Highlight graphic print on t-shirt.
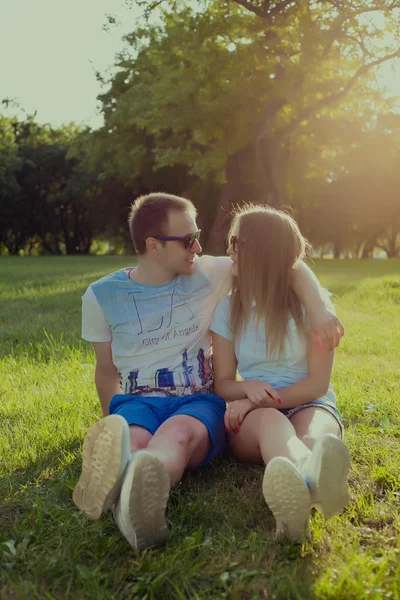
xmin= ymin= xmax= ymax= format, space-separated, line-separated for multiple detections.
xmin=86 ymin=260 xmax=231 ymax=396
xmin=124 ymin=346 xmax=213 ymax=395
xmin=127 ymin=279 xmax=195 ymax=335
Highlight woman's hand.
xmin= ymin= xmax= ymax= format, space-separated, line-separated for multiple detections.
xmin=242 ymin=380 xmax=282 ymax=406
xmin=224 ymin=398 xmax=255 ymax=433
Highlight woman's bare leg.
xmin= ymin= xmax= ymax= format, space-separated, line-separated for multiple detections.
xmin=229 ymin=407 xmax=311 ymax=468
xmin=290 ymin=408 xmax=350 ymax=519
xmin=229 ymin=407 xmax=312 ymax=542
xmin=289 ymin=407 xmax=342 ymax=450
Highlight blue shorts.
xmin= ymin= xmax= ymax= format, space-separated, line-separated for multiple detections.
xmin=109 ymin=392 xmax=227 ymax=466
xmin=281 ymin=398 xmax=344 ymax=438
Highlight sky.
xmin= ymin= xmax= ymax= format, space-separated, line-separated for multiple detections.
xmin=1 ymin=0 xmax=399 ymax=129
xmin=0 ymin=0 xmax=141 ymax=128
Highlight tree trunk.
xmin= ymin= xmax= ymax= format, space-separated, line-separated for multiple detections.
xmin=332 ymin=237 xmax=342 ymax=259
xmin=354 ymin=240 xmax=363 ymax=259
xmin=361 ymin=240 xmax=374 ymax=259
xmin=205 ymin=140 xmax=282 ymax=254
xmin=385 ymin=225 xmax=399 ymax=258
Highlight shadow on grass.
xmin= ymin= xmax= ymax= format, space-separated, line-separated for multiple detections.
xmin=1 ymin=444 xmax=320 ymax=599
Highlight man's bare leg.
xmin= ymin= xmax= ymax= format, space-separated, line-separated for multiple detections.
xmin=129 ymin=424 xmax=153 ymax=453
xmin=145 ymin=414 xmax=210 ymax=482
xmin=115 ymin=415 xmax=210 ymax=550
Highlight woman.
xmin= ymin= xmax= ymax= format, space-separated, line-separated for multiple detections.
xmin=210 ymin=205 xmax=350 ymax=543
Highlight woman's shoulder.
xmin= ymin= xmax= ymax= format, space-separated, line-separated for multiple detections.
xmin=216 ymin=294 xmax=232 ymax=311
xmin=211 ymin=294 xmax=231 ymax=325
xmin=210 ymin=294 xmax=232 ymax=337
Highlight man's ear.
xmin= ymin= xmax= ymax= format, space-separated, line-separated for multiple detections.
xmin=146 ymin=237 xmax=159 ymax=254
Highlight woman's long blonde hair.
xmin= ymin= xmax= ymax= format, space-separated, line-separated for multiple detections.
xmin=229 ymin=204 xmax=312 ymax=360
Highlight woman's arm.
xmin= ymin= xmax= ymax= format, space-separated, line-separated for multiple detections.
xmin=212 ymin=332 xmax=281 ymax=404
xmin=293 ymin=261 xmax=344 ymax=350
xmin=275 ymin=335 xmax=334 ymax=409
xmin=212 ymin=332 xmax=245 ymax=401
xmin=212 ymin=332 xmax=263 ymax=433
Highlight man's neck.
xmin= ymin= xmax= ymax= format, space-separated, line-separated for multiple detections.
xmin=129 ymin=258 xmax=176 ymax=286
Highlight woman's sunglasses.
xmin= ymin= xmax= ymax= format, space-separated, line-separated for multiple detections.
xmin=153 ymin=230 xmax=201 ymax=249
xmin=229 ymin=235 xmax=239 ymax=252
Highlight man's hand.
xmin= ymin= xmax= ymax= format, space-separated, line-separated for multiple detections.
xmin=242 ymin=379 xmax=282 ymax=406
xmin=308 ymin=308 xmax=344 ymax=351
xmin=224 ymin=398 xmax=255 ymax=433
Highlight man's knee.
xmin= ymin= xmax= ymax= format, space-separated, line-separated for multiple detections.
xmin=167 ymin=422 xmax=207 ymax=449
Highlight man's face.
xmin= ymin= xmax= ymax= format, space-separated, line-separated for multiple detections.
xmin=156 ymin=209 xmax=202 ymax=276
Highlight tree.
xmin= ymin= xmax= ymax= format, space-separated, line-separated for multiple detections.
xmin=95 ymin=0 xmax=400 ymax=252
xmin=284 ymin=108 xmax=400 ymax=258
xmin=0 ymin=113 xmax=105 ymax=255
xmin=0 ymin=115 xmax=24 ymax=254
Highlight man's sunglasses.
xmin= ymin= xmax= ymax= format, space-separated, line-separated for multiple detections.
xmin=153 ymin=230 xmax=201 ymax=249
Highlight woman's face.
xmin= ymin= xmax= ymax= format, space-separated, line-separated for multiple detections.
xmin=226 ymin=222 xmax=239 ymax=277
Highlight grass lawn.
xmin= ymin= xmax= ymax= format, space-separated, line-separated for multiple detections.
xmin=1 ymin=256 xmax=400 ymax=600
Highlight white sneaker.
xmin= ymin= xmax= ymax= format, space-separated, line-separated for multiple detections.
xmin=114 ymin=451 xmax=170 ymax=550
xmin=301 ymin=434 xmax=350 ymax=520
xmin=73 ymin=415 xmax=131 ymax=520
xmin=262 ymin=457 xmax=312 ymax=543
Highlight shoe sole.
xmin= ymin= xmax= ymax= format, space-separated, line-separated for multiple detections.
xmin=262 ymin=457 xmax=311 ymax=543
xmin=311 ymin=435 xmax=350 ymax=520
xmin=73 ymin=415 xmax=129 ymax=520
xmin=119 ymin=451 xmax=170 ymax=550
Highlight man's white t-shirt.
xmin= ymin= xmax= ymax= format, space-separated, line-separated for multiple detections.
xmin=82 ymin=256 xmax=231 ymax=396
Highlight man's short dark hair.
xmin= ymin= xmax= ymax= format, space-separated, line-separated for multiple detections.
xmin=128 ymin=193 xmax=197 ymax=255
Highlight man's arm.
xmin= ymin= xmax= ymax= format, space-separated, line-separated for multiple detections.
xmin=293 ymin=261 xmax=344 ymax=350
xmin=92 ymin=341 xmax=120 ymax=417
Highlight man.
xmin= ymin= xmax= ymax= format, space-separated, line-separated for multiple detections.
xmin=73 ymin=192 xmax=344 ymax=550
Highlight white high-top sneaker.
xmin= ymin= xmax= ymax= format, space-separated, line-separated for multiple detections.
xmin=262 ymin=456 xmax=312 ymax=543
xmin=300 ymin=434 xmax=350 ymax=519
xmin=73 ymin=415 xmax=131 ymax=520
xmin=114 ymin=450 xmax=170 ymax=550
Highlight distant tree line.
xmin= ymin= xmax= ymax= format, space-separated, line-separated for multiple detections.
xmin=1 ymin=0 xmax=400 ymax=257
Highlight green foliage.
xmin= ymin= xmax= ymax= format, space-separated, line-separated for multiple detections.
xmin=0 ymin=114 xmax=112 ymax=255
xmin=86 ymin=0 xmax=400 ymax=253
xmin=292 ymin=112 xmax=400 ymax=257
xmin=2 ymin=2 xmax=400 ymax=256
xmin=0 ymin=115 xmax=23 ymax=252
xmin=100 ymin=1 xmax=399 ymax=178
